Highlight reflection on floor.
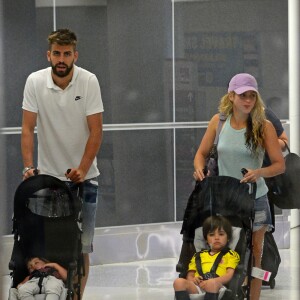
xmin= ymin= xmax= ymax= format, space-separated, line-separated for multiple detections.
xmin=3 ymin=248 xmax=299 ymax=300
xmin=84 ymin=248 xmax=299 ymax=300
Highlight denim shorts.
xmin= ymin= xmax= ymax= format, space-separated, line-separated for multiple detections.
xmin=253 ymin=194 xmax=273 ymax=232
xmin=65 ymin=177 xmax=99 ymax=253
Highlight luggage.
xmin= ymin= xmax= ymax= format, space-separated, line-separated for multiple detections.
xmin=261 ymin=231 xmax=281 ymax=289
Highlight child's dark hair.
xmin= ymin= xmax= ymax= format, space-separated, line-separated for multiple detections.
xmin=202 ymin=215 xmax=232 ymax=241
xmin=25 ymin=257 xmax=49 ymax=267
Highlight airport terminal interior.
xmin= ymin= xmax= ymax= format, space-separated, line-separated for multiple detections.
xmin=1 ymin=0 xmax=300 ymax=299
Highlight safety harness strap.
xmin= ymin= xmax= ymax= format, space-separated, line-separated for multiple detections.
xmin=195 ymin=247 xmax=230 ymax=278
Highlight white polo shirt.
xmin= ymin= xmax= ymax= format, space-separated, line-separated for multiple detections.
xmin=22 ymin=65 xmax=104 ymax=180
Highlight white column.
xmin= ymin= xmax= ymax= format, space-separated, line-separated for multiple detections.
xmin=288 ymin=0 xmax=300 ymax=298
xmin=288 ymin=0 xmax=300 ymax=232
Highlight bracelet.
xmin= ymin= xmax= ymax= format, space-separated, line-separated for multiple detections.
xmin=22 ymin=166 xmax=34 ymax=176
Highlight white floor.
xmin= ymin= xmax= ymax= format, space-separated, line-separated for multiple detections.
xmin=91 ymin=246 xmax=300 ymax=300
xmin=3 ymin=247 xmax=299 ymax=300
xmin=84 ymin=249 xmax=299 ymax=300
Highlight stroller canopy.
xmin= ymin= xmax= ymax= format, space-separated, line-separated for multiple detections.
xmin=14 ymin=174 xmax=80 ymax=219
xmin=182 ymin=176 xmax=255 ymax=240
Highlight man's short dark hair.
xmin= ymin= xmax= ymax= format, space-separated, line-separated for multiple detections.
xmin=47 ymin=28 xmax=77 ymax=50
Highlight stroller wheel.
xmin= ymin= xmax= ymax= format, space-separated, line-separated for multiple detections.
xmin=237 ymin=293 xmax=245 ymax=300
xmin=236 ymin=286 xmax=246 ymax=300
xmin=240 ymin=285 xmax=248 ymax=299
xmin=269 ymin=279 xmax=276 ymax=289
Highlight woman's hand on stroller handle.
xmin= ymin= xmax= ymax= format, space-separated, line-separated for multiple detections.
xmin=240 ymin=167 xmax=260 ymax=183
xmin=241 ymin=168 xmax=248 ymax=176
xmin=193 ymin=167 xmax=208 ymax=181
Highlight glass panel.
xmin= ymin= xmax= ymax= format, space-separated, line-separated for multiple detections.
xmin=174 ymin=0 xmax=288 ymax=121
xmin=103 ymin=0 xmax=173 ymax=124
xmin=3 ymin=0 xmax=38 ymax=128
xmin=5 ymin=134 xmax=30 ymax=234
xmin=96 ymin=129 xmax=174 ymax=226
xmin=176 ymin=128 xmax=204 ymax=220
xmin=0 ymin=0 xmax=7 ymax=242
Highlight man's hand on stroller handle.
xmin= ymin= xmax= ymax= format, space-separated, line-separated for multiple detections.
xmin=65 ymin=168 xmax=85 ymax=183
xmin=22 ymin=166 xmax=86 ymax=183
xmin=22 ymin=167 xmax=39 ymax=180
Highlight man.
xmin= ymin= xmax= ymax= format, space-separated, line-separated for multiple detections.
xmin=21 ymin=28 xmax=104 ymax=298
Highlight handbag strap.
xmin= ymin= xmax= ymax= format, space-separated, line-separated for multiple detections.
xmin=283 ymin=140 xmax=290 ymax=153
xmin=213 ymin=113 xmax=226 ymax=145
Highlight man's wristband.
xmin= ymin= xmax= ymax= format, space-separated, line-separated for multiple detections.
xmin=22 ymin=166 xmax=34 ymax=176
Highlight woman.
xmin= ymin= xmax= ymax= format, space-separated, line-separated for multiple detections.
xmin=193 ymin=73 xmax=285 ymax=300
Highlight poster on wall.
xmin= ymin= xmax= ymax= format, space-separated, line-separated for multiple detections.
xmin=164 ymin=31 xmax=261 ymax=122
xmin=184 ymin=32 xmax=261 ymax=87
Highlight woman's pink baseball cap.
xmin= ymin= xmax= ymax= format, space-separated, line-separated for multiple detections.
xmin=228 ymin=73 xmax=258 ymax=94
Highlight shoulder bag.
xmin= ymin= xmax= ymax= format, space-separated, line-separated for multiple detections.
xmin=265 ymin=142 xmax=300 ymax=209
xmin=204 ymin=113 xmax=226 ymax=176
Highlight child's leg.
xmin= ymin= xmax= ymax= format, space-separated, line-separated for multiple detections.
xmin=173 ymin=278 xmax=199 ymax=294
xmin=173 ymin=277 xmax=200 ymax=299
xmin=45 ymin=295 xmax=60 ymax=300
xmin=204 ymin=292 xmax=219 ymax=300
xmin=44 ymin=276 xmax=64 ymax=300
xmin=18 ymin=278 xmax=40 ymax=300
xmin=17 ymin=295 xmax=35 ymax=300
xmin=17 ymin=297 xmax=35 ymax=300
xmin=201 ymin=279 xmax=224 ymax=300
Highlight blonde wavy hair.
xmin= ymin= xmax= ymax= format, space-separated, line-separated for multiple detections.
xmin=218 ymin=91 xmax=266 ymax=156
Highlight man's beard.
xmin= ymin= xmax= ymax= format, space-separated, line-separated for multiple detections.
xmin=51 ymin=61 xmax=74 ymax=78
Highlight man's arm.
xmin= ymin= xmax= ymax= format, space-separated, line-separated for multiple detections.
xmin=66 ymin=112 xmax=103 ymax=183
xmin=21 ymin=110 xmax=37 ymax=179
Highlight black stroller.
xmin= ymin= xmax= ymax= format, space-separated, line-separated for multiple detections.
xmin=176 ymin=176 xmax=256 ymax=300
xmin=8 ymin=174 xmax=84 ymax=300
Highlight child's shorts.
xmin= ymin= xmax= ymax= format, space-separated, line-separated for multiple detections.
xmin=189 ymin=285 xmax=227 ymax=299
xmin=253 ymin=194 xmax=273 ymax=232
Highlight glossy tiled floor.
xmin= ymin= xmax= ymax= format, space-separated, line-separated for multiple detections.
xmin=83 ymin=250 xmax=299 ymax=300
xmin=3 ymin=228 xmax=299 ymax=300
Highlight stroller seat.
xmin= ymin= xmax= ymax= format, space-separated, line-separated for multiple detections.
xmin=177 ymin=176 xmax=255 ymax=300
xmin=188 ymin=225 xmax=247 ymax=300
xmin=8 ymin=174 xmax=84 ymax=300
